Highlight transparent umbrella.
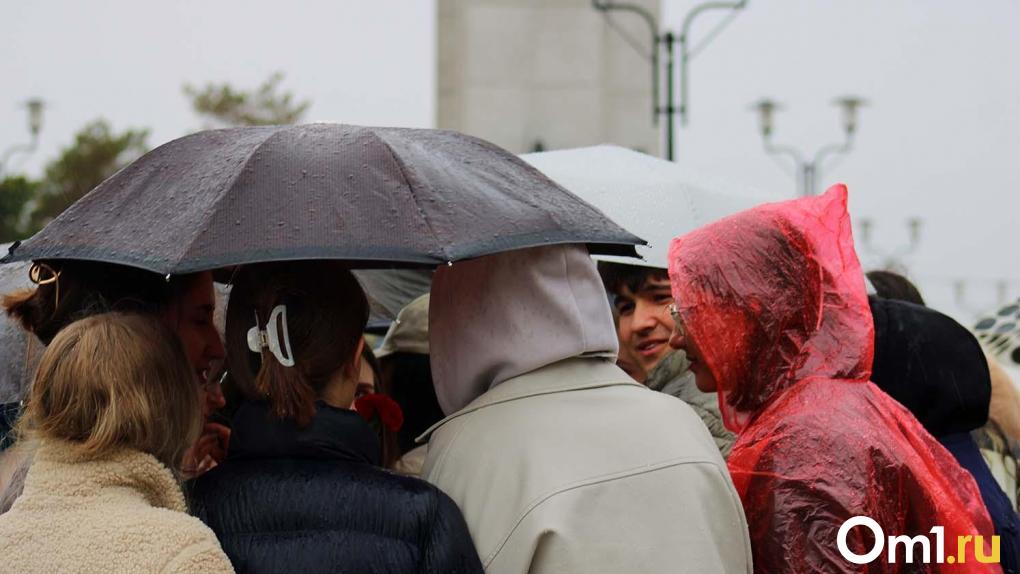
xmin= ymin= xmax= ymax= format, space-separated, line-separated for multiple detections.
xmin=522 ymin=145 xmax=778 ymax=269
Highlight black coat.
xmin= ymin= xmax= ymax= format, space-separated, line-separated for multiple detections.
xmin=870 ymin=296 xmax=1020 ymax=574
xmin=188 ymin=401 xmax=483 ymax=574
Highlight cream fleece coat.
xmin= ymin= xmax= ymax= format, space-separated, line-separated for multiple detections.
xmin=0 ymin=439 xmax=233 ymax=573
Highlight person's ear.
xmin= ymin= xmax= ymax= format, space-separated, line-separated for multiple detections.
xmin=347 ymin=337 xmax=366 ymax=379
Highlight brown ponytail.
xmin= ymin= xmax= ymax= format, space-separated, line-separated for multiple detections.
xmin=225 ymin=261 xmax=369 ymax=428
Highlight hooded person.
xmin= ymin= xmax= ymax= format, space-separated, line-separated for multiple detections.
xmin=870 ymin=296 xmax=1020 ymax=573
xmin=420 ymin=244 xmax=752 ymax=574
xmin=667 ymin=185 xmax=997 ymax=573
xmin=866 ymin=269 xmax=1020 ymax=512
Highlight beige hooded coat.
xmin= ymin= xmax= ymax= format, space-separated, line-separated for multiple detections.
xmin=421 ymin=245 xmax=751 ymax=574
xmin=0 ymin=439 xmax=233 ymax=573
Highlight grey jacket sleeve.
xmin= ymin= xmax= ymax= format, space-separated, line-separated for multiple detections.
xmin=667 ymin=379 xmax=734 ymax=459
xmin=646 ymin=352 xmax=735 ymax=459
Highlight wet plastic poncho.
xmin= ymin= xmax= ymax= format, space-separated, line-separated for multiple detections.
xmin=668 ymin=186 xmax=997 ymax=573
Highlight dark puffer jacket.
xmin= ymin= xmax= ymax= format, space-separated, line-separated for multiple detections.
xmin=188 ymin=401 xmax=483 ymax=574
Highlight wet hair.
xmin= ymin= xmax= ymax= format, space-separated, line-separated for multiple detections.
xmin=3 ymin=260 xmax=202 ymax=345
xmin=225 ymin=261 xmax=369 ymax=428
xmin=379 ymin=352 xmax=444 ymax=456
xmin=597 ymin=261 xmax=669 ymax=297
xmin=18 ymin=313 xmax=201 ymax=472
xmin=866 ymin=270 xmax=926 ymax=307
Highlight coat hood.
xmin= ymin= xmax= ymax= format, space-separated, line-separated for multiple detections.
xmin=667 ymin=185 xmax=873 ymax=432
xmin=869 ymin=296 xmax=990 ymax=436
xmin=429 ymin=244 xmax=618 ymax=415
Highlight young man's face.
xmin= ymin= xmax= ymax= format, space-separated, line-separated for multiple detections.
xmin=613 ymin=273 xmax=675 ymax=375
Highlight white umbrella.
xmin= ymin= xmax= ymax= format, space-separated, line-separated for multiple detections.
xmin=522 ymin=145 xmax=779 ymax=269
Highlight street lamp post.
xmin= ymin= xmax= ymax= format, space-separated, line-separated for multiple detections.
xmin=593 ymin=0 xmax=747 ymax=161
xmin=0 ymin=98 xmax=46 ymax=178
xmin=751 ymin=96 xmax=865 ymax=197
xmin=856 ymin=216 xmax=922 ymax=273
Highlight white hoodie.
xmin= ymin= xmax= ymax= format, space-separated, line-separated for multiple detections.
xmin=422 ymin=244 xmax=752 ymax=574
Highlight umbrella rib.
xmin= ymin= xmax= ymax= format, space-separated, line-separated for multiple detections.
xmin=366 ymin=130 xmax=448 ymax=262
xmin=176 ymin=127 xmax=287 ymax=274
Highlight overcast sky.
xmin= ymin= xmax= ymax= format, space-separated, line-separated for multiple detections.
xmin=2 ymin=0 xmax=1017 ymax=322
xmin=659 ymin=0 xmax=1020 ymax=323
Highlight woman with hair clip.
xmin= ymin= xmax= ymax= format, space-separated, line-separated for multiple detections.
xmin=188 ymin=260 xmax=482 ymax=574
xmin=2 ymin=261 xmax=229 ymax=480
xmin=0 ymin=312 xmax=232 ymax=572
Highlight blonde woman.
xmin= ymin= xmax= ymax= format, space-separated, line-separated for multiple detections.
xmin=0 ymin=313 xmax=233 ymax=573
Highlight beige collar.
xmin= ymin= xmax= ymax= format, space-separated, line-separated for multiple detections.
xmin=417 ymin=357 xmax=641 ymax=443
xmin=24 ymin=439 xmax=187 ymax=512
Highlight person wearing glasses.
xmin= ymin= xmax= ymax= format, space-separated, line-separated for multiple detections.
xmin=2 ymin=261 xmax=229 ymax=486
xmin=0 ymin=312 xmax=232 ymax=572
xmin=422 ymin=244 xmax=751 ymax=573
xmin=666 ymin=186 xmax=997 ymax=572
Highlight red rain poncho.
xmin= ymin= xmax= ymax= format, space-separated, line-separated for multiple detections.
xmin=668 ymin=186 xmax=997 ymax=573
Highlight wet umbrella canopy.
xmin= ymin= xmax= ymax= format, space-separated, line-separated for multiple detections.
xmin=4 ymin=125 xmax=642 ymax=273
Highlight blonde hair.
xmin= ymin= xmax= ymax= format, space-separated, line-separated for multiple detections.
xmin=19 ymin=312 xmax=201 ymax=471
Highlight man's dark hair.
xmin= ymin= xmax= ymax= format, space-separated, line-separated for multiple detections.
xmin=597 ymin=261 xmax=669 ymax=297
xmin=866 ymin=270 xmax=926 ymax=307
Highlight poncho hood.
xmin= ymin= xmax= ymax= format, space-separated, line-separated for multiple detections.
xmin=667 ymin=184 xmax=873 ymax=432
xmin=429 ymin=244 xmax=618 ymax=415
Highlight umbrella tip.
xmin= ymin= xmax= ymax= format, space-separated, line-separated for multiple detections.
xmin=446 ymin=261 xmax=453 ymax=267
xmin=164 ymin=273 xmax=172 ymax=282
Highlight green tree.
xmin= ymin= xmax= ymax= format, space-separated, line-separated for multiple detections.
xmin=0 ymin=175 xmax=39 ymax=242
xmin=30 ymin=119 xmax=149 ymax=229
xmin=183 ymin=72 xmax=311 ymax=127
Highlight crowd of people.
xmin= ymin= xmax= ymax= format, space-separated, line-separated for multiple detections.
xmin=0 ymin=183 xmax=1016 ymax=574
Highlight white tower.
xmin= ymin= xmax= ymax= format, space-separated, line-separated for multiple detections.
xmin=437 ymin=0 xmax=661 ymax=155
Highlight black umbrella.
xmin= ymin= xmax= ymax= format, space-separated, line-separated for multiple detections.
xmin=4 ymin=124 xmax=642 ymax=273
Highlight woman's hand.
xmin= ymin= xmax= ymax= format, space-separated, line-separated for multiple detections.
xmin=181 ymin=421 xmax=231 ymax=478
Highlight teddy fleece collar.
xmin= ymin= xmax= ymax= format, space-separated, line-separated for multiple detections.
xmin=25 ymin=438 xmax=186 ymax=512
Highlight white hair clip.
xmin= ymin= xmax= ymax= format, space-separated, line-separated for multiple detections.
xmin=247 ymin=305 xmax=295 ymax=367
